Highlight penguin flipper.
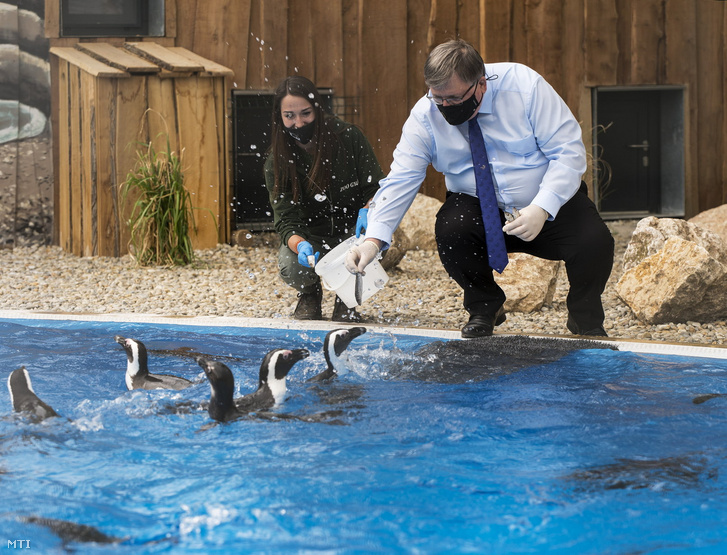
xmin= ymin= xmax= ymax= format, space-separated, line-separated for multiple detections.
xmin=306 ymin=368 xmax=337 ymax=383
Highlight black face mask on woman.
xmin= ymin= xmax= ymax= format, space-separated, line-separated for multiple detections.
xmin=286 ymin=120 xmax=315 ymax=144
xmin=437 ymin=87 xmax=482 ymax=126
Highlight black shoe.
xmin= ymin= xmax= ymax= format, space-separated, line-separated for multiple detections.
xmin=461 ymin=307 xmax=506 ymax=338
xmin=293 ymin=283 xmax=323 ymax=320
xmin=566 ymin=315 xmax=608 ymax=337
xmin=331 ymin=295 xmax=363 ymax=323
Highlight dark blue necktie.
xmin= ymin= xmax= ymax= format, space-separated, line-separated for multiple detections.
xmin=468 ymin=116 xmax=509 ymax=273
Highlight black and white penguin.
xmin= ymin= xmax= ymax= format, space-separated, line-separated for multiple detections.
xmin=196 ymin=348 xmax=310 ymax=422
xmin=308 ymin=327 xmax=367 ymax=382
xmin=20 ymin=516 xmax=124 ymax=546
xmin=114 ymin=335 xmax=194 ymax=391
xmin=7 ymin=367 xmax=59 ymax=422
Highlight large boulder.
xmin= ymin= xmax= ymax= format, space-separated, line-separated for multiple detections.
xmin=688 ymin=204 xmax=727 ymax=245
xmin=621 ymin=216 xmax=727 ymax=273
xmin=496 ymin=254 xmax=561 ymax=313
xmin=616 ymin=216 xmax=727 ymax=323
xmin=398 ymin=193 xmax=441 ymax=251
xmin=380 ymin=227 xmax=410 ymax=271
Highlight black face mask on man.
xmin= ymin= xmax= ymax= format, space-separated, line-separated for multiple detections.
xmin=437 ymin=86 xmax=482 ymax=126
xmin=286 ymin=120 xmax=315 ymax=144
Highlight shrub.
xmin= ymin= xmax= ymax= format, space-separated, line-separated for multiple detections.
xmin=121 ymin=136 xmax=197 ymax=266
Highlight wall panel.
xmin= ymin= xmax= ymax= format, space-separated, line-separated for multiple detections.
xmin=41 ymin=0 xmax=727 ymax=248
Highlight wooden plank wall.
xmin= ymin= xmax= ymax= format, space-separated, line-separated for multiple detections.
xmin=170 ymin=0 xmax=726 ymax=217
xmin=44 ymin=0 xmax=726 ymax=248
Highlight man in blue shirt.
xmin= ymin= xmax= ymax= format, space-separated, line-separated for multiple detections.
xmin=346 ymin=39 xmax=614 ymax=338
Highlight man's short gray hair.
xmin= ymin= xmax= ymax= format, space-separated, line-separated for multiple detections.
xmin=424 ymin=39 xmax=485 ymax=89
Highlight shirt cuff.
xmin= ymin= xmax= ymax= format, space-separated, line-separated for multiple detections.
xmin=362 ymin=221 xmax=394 ymax=251
xmin=531 ymin=189 xmax=564 ymax=220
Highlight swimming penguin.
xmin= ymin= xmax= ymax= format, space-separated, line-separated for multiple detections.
xmin=114 ymin=335 xmax=194 ymax=391
xmin=7 ymin=367 xmax=59 ymax=422
xmin=196 ymin=348 xmax=310 ymax=422
xmin=308 ymin=327 xmax=367 ymax=382
xmin=20 ymin=516 xmax=124 ymax=546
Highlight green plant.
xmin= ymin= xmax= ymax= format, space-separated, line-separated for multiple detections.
xmin=121 ymin=136 xmax=197 ymax=266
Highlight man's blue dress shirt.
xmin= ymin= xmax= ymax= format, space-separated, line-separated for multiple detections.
xmin=366 ymin=62 xmax=587 ymax=248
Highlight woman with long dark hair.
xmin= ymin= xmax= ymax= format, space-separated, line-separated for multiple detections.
xmin=265 ymin=76 xmax=384 ymax=321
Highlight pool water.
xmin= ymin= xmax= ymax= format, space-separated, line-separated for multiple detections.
xmin=1 ymin=318 xmax=726 ymax=553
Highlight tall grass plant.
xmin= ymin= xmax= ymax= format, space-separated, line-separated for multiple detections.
xmin=121 ymin=136 xmax=197 ymax=266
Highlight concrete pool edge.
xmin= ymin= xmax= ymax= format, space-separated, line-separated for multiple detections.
xmin=1 ymin=309 xmax=726 ymax=360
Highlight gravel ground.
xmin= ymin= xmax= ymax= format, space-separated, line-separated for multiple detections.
xmin=1 ymin=220 xmax=726 ymax=346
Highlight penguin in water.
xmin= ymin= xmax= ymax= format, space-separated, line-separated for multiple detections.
xmin=308 ymin=327 xmax=367 ymax=382
xmin=114 ymin=335 xmax=194 ymax=391
xmin=196 ymin=348 xmax=310 ymax=422
xmin=7 ymin=367 xmax=59 ymax=422
xmin=19 ymin=516 xmax=124 ymax=547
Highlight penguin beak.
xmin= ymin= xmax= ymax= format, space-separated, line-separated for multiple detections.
xmin=270 ymin=348 xmax=310 ymax=382
xmin=347 ymin=327 xmax=367 ymax=340
xmin=291 ymin=348 xmax=310 ymax=362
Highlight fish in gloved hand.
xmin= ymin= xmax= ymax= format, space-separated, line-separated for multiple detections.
xmin=344 ymin=240 xmax=381 ymax=276
xmin=502 ymin=205 xmax=549 ymax=242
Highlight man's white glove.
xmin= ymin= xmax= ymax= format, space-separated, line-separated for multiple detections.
xmin=345 ymin=240 xmax=380 ymax=275
xmin=502 ymin=204 xmax=549 ymax=242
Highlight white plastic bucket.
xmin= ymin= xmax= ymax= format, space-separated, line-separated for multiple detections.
xmin=315 ymin=236 xmax=389 ymax=308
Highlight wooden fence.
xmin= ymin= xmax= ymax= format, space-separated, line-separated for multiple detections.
xmin=42 ymin=0 xmax=727 ymax=253
xmin=166 ymin=0 xmax=727 ymax=216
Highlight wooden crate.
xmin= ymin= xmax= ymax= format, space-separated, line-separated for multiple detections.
xmin=50 ymin=42 xmax=233 ymax=257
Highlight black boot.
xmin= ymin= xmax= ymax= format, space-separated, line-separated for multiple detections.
xmin=331 ymin=295 xmax=363 ymax=323
xmin=293 ymin=282 xmax=323 ymax=320
xmin=461 ymin=306 xmax=506 ymax=338
xmin=566 ymin=315 xmax=607 ymax=337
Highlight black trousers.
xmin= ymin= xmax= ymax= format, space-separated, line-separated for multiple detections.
xmin=434 ymin=183 xmax=615 ymax=331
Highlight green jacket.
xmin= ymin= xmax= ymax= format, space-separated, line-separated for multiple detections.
xmin=264 ymin=117 xmax=384 ymax=249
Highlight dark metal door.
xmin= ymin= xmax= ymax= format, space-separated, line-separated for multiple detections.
xmin=595 ymin=90 xmax=661 ymax=214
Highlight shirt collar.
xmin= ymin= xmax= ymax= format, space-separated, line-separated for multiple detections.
xmin=479 ymin=81 xmax=493 ymax=115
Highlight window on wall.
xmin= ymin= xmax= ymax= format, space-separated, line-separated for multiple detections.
xmin=60 ymin=0 xmax=165 ymax=37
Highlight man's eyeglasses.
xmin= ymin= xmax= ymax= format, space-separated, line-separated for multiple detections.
xmin=427 ymin=80 xmax=478 ymax=106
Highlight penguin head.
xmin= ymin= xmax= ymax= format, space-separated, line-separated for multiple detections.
xmin=114 ymin=336 xmax=148 ymax=376
xmin=7 ymin=367 xmax=33 ymax=412
xmin=259 ymin=348 xmax=309 ymax=404
xmin=7 ymin=367 xmax=59 ymax=421
xmin=324 ymin=327 xmax=367 ymax=374
xmin=260 ymin=349 xmax=310 ymax=382
xmin=196 ymin=356 xmax=235 ymax=404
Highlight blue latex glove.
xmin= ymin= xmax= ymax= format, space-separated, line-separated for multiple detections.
xmin=297 ymin=241 xmax=320 ymax=267
xmin=356 ymin=208 xmax=369 ymax=238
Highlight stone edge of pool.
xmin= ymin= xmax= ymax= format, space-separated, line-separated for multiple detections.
xmin=1 ymin=309 xmax=725 ymax=360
